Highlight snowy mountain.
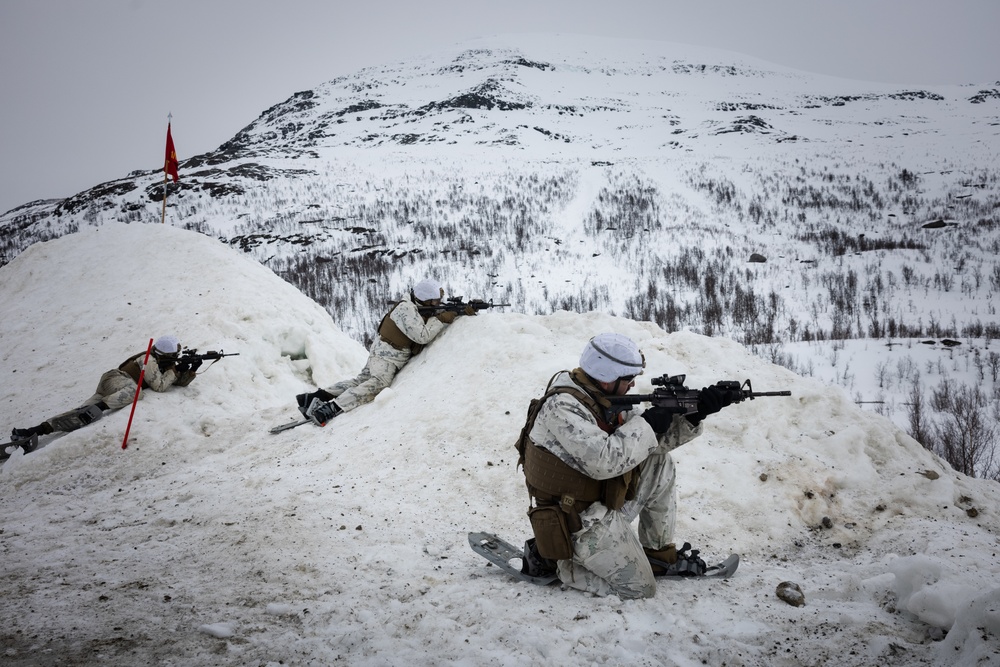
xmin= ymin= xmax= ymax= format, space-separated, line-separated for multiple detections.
xmin=1 ymin=223 xmax=998 ymax=665
xmin=1 ymin=33 xmax=999 ymax=464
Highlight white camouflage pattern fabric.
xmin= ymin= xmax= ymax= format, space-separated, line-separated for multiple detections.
xmin=46 ymin=353 xmax=191 ymax=432
xmin=528 ymin=370 xmax=703 ymax=599
xmin=326 ymin=298 xmax=447 ymax=412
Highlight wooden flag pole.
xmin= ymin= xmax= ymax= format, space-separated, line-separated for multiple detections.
xmin=160 ymin=170 xmax=168 ymax=224
xmin=162 ymin=112 xmax=172 ymax=224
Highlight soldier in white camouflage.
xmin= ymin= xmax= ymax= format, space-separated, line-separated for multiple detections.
xmin=9 ymin=335 xmax=200 ymax=452
xmin=518 ymin=333 xmax=735 ymax=599
xmin=296 ymin=278 xmax=473 ymax=424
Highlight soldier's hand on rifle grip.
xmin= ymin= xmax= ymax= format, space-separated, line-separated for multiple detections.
xmin=640 ymin=406 xmax=674 ymax=434
xmin=437 ymin=311 xmax=458 ymax=324
xmin=463 ymin=305 xmax=477 ymax=316
xmin=697 ymin=385 xmax=733 ymax=417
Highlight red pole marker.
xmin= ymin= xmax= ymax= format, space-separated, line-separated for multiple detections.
xmin=122 ymin=338 xmax=154 ymax=450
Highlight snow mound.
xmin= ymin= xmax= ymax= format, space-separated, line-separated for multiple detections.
xmin=1 ymin=223 xmax=998 ymax=666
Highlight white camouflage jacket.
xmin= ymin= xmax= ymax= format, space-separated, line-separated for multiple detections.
xmin=369 ymin=297 xmax=448 ymax=365
xmin=121 ymin=352 xmax=196 ymax=391
xmin=528 ymin=370 xmax=703 ymax=481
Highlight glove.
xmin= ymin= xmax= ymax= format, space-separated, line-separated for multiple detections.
xmin=177 ymin=358 xmax=203 ymax=375
xmin=697 ymin=385 xmax=736 ymax=417
xmin=437 ymin=311 xmax=458 ymax=324
xmin=463 ymin=305 xmax=477 ymax=316
xmin=640 ymin=406 xmax=674 ymax=434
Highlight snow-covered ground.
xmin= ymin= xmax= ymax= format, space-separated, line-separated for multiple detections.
xmin=2 ymin=224 xmax=998 ymax=665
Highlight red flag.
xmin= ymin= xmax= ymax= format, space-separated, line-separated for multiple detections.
xmin=164 ymin=123 xmax=179 ymax=182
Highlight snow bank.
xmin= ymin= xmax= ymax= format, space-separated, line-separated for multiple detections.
xmin=1 ymin=223 xmax=998 ymax=666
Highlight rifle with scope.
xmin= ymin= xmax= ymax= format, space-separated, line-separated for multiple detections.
xmin=414 ymin=297 xmax=511 ymax=315
xmin=608 ymin=374 xmax=791 ymax=416
xmin=175 ymin=348 xmax=239 ymax=374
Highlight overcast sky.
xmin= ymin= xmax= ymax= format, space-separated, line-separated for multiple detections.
xmin=1 ymin=0 xmax=998 ymax=216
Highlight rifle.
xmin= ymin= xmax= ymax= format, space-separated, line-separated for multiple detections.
xmin=177 ymin=348 xmax=239 ymax=372
xmin=607 ymin=374 xmax=791 ymax=416
xmin=414 ymin=297 xmax=511 ymax=315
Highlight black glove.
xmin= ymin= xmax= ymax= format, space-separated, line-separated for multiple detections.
xmin=640 ymin=406 xmax=674 ymax=434
xmin=177 ymin=358 xmax=202 ymax=375
xmin=697 ymin=385 xmax=737 ymax=417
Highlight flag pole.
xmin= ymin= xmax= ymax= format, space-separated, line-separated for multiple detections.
xmin=160 ymin=170 xmax=168 ymax=224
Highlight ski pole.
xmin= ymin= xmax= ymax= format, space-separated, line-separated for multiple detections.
xmin=122 ymin=338 xmax=154 ymax=450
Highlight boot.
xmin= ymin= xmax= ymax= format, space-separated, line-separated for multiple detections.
xmin=10 ymin=427 xmax=42 ymax=453
xmin=297 ymin=389 xmax=335 ymax=417
xmin=305 ymin=398 xmax=341 ymax=426
xmin=11 ymin=427 xmax=37 ymax=441
xmin=644 ymin=543 xmax=678 ymax=575
xmin=521 ymin=538 xmax=557 ymax=578
xmin=646 ymin=542 xmax=707 ymax=577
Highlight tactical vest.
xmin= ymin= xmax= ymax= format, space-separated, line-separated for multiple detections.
xmin=377 ymin=303 xmax=431 ymax=355
xmin=118 ymin=352 xmax=149 ymax=388
xmin=515 ymin=370 xmax=639 ymax=560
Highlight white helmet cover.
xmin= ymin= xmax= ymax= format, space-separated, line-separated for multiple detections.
xmin=153 ymin=335 xmax=181 ymax=356
xmin=413 ymin=278 xmax=444 ymax=302
xmin=579 ymin=333 xmax=645 ymax=383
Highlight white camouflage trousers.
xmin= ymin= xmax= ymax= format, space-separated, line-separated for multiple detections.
xmin=46 ymin=369 xmax=136 ymax=432
xmin=556 ymin=441 xmax=677 ymax=599
xmin=326 ymin=354 xmax=403 ymax=413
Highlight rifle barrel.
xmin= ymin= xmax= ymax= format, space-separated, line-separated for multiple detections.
xmin=182 ymin=351 xmax=239 ymax=359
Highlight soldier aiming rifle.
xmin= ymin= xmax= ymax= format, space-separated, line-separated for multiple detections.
xmin=6 ymin=336 xmax=237 ymax=456
xmin=291 ymin=279 xmax=492 ymax=428
xmin=514 ymin=333 xmax=792 ymax=599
